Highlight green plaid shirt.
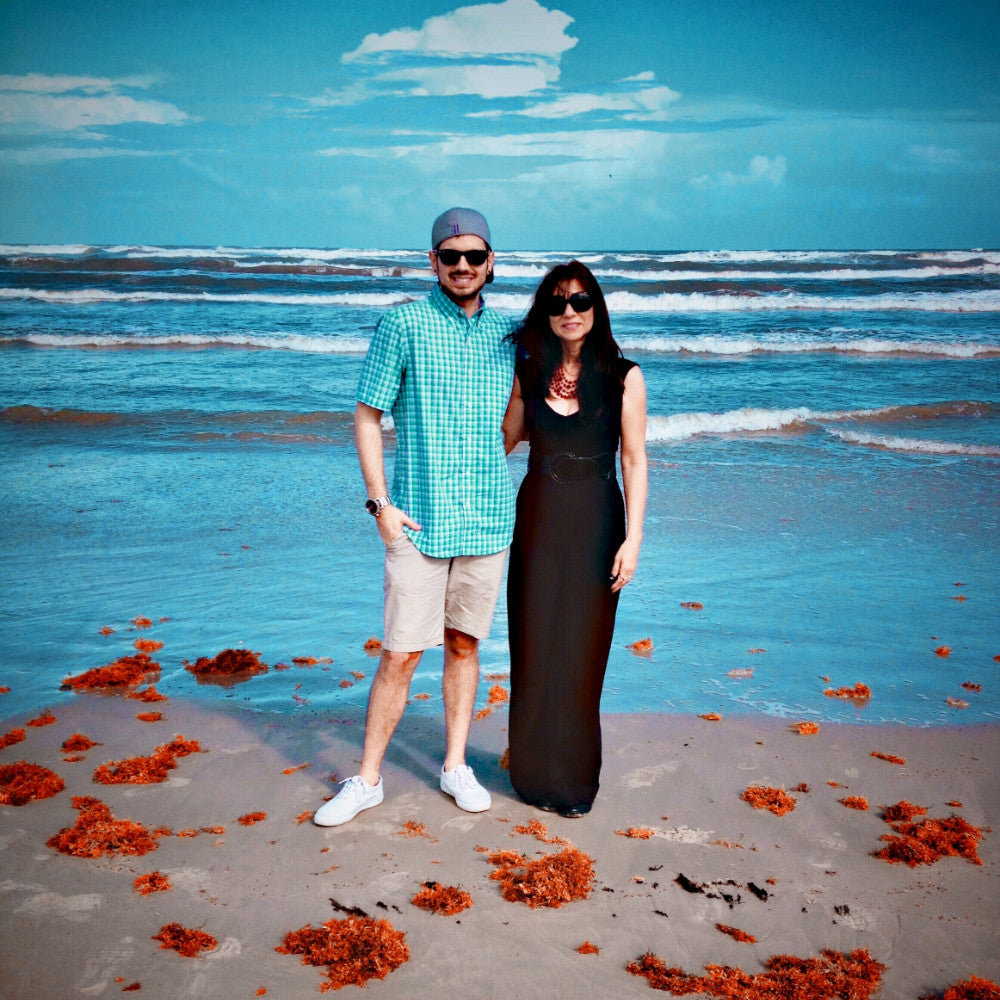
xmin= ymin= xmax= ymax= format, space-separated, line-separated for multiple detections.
xmin=357 ymin=284 xmax=516 ymax=558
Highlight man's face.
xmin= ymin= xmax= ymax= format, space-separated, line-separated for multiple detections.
xmin=429 ymin=234 xmax=493 ymax=307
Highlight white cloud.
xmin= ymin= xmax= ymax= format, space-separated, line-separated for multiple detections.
xmin=0 ymin=73 xmax=157 ymax=94
xmin=377 ymin=63 xmax=551 ymax=99
xmin=319 ymin=127 xmax=667 ymax=167
xmin=0 ymin=145 xmax=164 ymax=165
xmin=0 ymin=73 xmax=187 ymax=133
xmin=343 ymin=0 xmax=576 ymax=62
xmin=317 ymin=0 xmax=576 ymax=102
xmin=476 ymin=83 xmax=681 ymax=120
xmin=691 ymin=154 xmax=787 ymax=188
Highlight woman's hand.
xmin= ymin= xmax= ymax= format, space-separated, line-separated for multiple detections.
xmin=610 ymin=535 xmax=641 ymax=593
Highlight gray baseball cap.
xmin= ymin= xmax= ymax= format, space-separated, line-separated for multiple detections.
xmin=431 ymin=207 xmax=492 ymax=249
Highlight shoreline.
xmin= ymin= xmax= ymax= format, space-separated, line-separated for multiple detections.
xmin=2 ymin=695 xmax=998 ymax=997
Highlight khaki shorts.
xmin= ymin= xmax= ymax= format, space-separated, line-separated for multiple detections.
xmin=383 ymin=532 xmax=508 ymax=652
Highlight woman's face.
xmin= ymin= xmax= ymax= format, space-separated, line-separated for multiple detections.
xmin=548 ymin=278 xmax=594 ymax=351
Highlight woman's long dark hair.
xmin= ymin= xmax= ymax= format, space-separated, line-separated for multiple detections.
xmin=510 ymin=260 xmax=624 ymax=419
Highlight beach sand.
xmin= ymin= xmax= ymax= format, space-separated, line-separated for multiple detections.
xmin=2 ymin=693 xmax=998 ymax=999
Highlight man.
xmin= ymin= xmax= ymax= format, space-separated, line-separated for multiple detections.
xmin=314 ymin=208 xmax=515 ymax=827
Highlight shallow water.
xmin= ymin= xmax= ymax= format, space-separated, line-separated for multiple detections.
xmin=2 ymin=246 xmax=998 ymax=725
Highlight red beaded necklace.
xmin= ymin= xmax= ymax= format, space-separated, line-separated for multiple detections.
xmin=549 ymin=363 xmax=579 ymax=399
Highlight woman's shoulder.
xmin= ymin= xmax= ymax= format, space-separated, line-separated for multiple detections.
xmin=617 ymin=356 xmax=639 ymax=378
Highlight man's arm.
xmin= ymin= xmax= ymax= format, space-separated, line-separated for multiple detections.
xmin=355 ymin=401 xmax=420 ymax=545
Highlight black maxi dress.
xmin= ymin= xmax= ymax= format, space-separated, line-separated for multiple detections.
xmin=507 ymin=358 xmax=637 ymax=813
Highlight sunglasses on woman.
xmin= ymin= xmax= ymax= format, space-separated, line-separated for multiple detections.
xmin=547 ymin=292 xmax=593 ymax=316
xmin=435 ymin=248 xmax=490 ymax=266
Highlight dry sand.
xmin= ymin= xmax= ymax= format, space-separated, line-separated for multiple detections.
xmin=1 ymin=693 xmax=998 ymax=998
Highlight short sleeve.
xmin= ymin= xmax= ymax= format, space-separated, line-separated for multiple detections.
xmin=357 ymin=311 xmax=406 ymax=411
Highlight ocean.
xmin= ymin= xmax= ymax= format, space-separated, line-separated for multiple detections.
xmin=1 ymin=245 xmax=998 ymax=727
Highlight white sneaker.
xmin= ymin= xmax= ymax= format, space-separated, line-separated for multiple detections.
xmin=313 ymin=775 xmax=383 ymax=827
xmin=440 ymin=764 xmax=491 ymax=812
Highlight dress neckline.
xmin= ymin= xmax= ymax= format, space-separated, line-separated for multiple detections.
xmin=543 ymin=398 xmax=580 ymax=418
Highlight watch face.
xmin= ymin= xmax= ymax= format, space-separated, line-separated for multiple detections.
xmin=365 ymin=500 xmax=376 ymax=514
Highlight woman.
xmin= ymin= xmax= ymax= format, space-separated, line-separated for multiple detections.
xmin=503 ymin=260 xmax=647 ymax=817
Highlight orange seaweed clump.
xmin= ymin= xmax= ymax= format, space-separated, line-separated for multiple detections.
xmin=874 ymin=808 xmax=985 ymax=868
xmin=397 ymin=820 xmax=431 ymax=838
xmin=127 ymin=685 xmax=167 ymax=703
xmin=474 ymin=706 xmax=492 ymax=721
xmin=363 ymin=636 xmax=382 ymax=653
xmin=133 ymin=638 xmax=164 ymax=653
xmin=741 ymin=785 xmax=796 ymax=816
xmin=62 ymin=653 xmax=160 ymax=692
xmin=488 ymin=844 xmax=595 ymax=908
xmin=882 ymin=800 xmax=927 ymax=823
xmin=840 ymin=796 xmax=870 ymax=811
xmin=134 ymin=871 xmax=171 ymax=895
xmin=135 ymin=712 xmax=163 ymax=722
xmin=27 ymin=711 xmax=56 ymax=727
xmin=282 ymin=763 xmax=311 ymax=775
xmin=99 ymin=626 xmax=115 ymax=636
xmin=576 ymin=941 xmax=600 ymax=955
xmin=131 ymin=616 xmax=153 ymax=629
xmin=1 ymin=727 xmax=26 ymax=751
xmin=0 ymin=762 xmax=66 ymax=805
xmin=513 ymin=818 xmax=566 ymax=844
xmin=488 ymin=684 xmax=509 ymax=704
xmin=699 ymin=712 xmax=722 ymax=721
xmin=276 ymin=916 xmax=409 ymax=991
xmin=62 ymin=733 xmax=101 ymax=753
xmin=411 ymin=881 xmax=473 ymax=916
xmin=616 ymin=826 xmax=655 ymax=839
xmin=935 ymin=645 xmax=952 ymax=657
xmin=871 ymin=751 xmax=906 ymax=765
xmin=627 ymin=637 xmax=654 ymax=654
xmin=413 ymin=692 xmax=431 ymax=701
xmin=47 ymin=795 xmax=164 ymax=858
xmin=122 ymin=982 xmax=141 ymax=991
xmin=716 ymin=923 xmax=756 ymax=943
xmin=238 ymin=811 xmax=267 ymax=826
xmin=92 ymin=736 xmax=203 ymax=785
xmin=184 ymin=648 xmax=267 ymax=681
xmin=790 ymin=721 xmax=819 ymax=735
xmin=823 ymin=682 xmax=872 ymax=703
xmin=627 ymin=948 xmax=885 ymax=999
xmin=934 ymin=975 xmax=1000 ymax=1000
xmin=152 ymin=923 xmax=217 ymax=958
xmin=680 ymin=601 xmax=704 ymax=610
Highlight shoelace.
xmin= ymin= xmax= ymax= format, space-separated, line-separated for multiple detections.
xmin=452 ymin=766 xmax=475 ymax=789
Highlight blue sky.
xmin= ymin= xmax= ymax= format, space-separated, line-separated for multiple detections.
xmin=1 ymin=0 xmax=998 ymax=250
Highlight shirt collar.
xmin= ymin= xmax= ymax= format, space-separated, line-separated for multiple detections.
xmin=431 ymin=282 xmax=484 ymax=321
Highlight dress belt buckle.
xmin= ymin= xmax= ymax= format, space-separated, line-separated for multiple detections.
xmin=549 ymin=452 xmax=599 ymax=483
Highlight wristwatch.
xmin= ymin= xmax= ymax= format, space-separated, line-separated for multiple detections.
xmin=365 ymin=495 xmax=390 ymax=517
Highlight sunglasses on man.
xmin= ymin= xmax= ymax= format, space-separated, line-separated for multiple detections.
xmin=547 ymin=292 xmax=594 ymax=316
xmin=435 ymin=248 xmax=490 ymax=267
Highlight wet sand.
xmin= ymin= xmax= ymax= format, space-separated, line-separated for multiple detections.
xmin=2 ymin=694 xmax=998 ymax=998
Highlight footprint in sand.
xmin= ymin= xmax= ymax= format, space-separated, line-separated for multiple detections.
xmin=9 ymin=886 xmax=103 ymax=923
xmin=620 ymin=762 xmax=679 ymax=788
